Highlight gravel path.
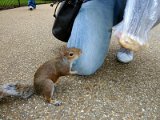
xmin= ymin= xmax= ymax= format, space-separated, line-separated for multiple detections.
xmin=0 ymin=4 xmax=160 ymax=120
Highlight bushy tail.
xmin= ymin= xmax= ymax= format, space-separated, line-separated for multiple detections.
xmin=0 ymin=83 xmax=34 ymax=99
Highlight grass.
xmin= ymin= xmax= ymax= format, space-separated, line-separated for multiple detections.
xmin=0 ymin=0 xmax=52 ymax=7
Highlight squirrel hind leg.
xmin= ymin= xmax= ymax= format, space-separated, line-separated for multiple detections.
xmin=42 ymin=80 xmax=55 ymax=103
xmin=44 ymin=88 xmax=54 ymax=103
xmin=45 ymin=96 xmax=62 ymax=106
xmin=45 ymin=96 xmax=52 ymax=103
xmin=43 ymin=82 xmax=62 ymax=106
xmin=50 ymin=85 xmax=62 ymax=106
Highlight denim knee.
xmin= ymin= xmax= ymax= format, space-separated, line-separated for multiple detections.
xmin=72 ymin=52 xmax=107 ymax=75
xmin=76 ymin=67 xmax=96 ymax=76
xmin=72 ymin=60 xmax=101 ymax=75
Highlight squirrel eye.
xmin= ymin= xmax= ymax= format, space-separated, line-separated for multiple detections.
xmin=69 ymin=52 xmax=74 ymax=56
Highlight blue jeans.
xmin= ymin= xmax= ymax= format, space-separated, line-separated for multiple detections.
xmin=28 ymin=0 xmax=36 ymax=8
xmin=67 ymin=0 xmax=126 ymax=75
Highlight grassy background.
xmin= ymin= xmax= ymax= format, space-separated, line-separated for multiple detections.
xmin=0 ymin=0 xmax=53 ymax=8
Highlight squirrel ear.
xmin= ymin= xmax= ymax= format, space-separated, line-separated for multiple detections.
xmin=60 ymin=45 xmax=67 ymax=50
xmin=62 ymin=45 xmax=67 ymax=50
xmin=59 ymin=45 xmax=68 ymax=56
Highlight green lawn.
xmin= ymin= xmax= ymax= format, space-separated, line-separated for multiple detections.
xmin=0 ymin=0 xmax=52 ymax=7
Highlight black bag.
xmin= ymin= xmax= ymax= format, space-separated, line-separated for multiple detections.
xmin=52 ymin=0 xmax=83 ymax=42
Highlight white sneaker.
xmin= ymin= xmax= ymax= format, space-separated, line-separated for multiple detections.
xmin=28 ymin=6 xmax=34 ymax=11
xmin=117 ymin=47 xmax=134 ymax=63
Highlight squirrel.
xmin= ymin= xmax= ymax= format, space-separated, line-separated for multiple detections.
xmin=0 ymin=46 xmax=82 ymax=105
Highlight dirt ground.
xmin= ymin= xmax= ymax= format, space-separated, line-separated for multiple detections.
xmin=0 ymin=4 xmax=160 ymax=120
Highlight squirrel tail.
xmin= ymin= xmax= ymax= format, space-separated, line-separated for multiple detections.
xmin=0 ymin=83 xmax=34 ymax=99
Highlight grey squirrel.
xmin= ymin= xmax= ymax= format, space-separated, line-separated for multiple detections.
xmin=0 ymin=47 xmax=82 ymax=104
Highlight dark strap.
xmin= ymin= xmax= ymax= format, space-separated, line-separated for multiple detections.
xmin=53 ymin=0 xmax=84 ymax=18
xmin=53 ymin=1 xmax=61 ymax=18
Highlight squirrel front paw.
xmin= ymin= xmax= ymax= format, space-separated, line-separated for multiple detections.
xmin=69 ymin=70 xmax=78 ymax=75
